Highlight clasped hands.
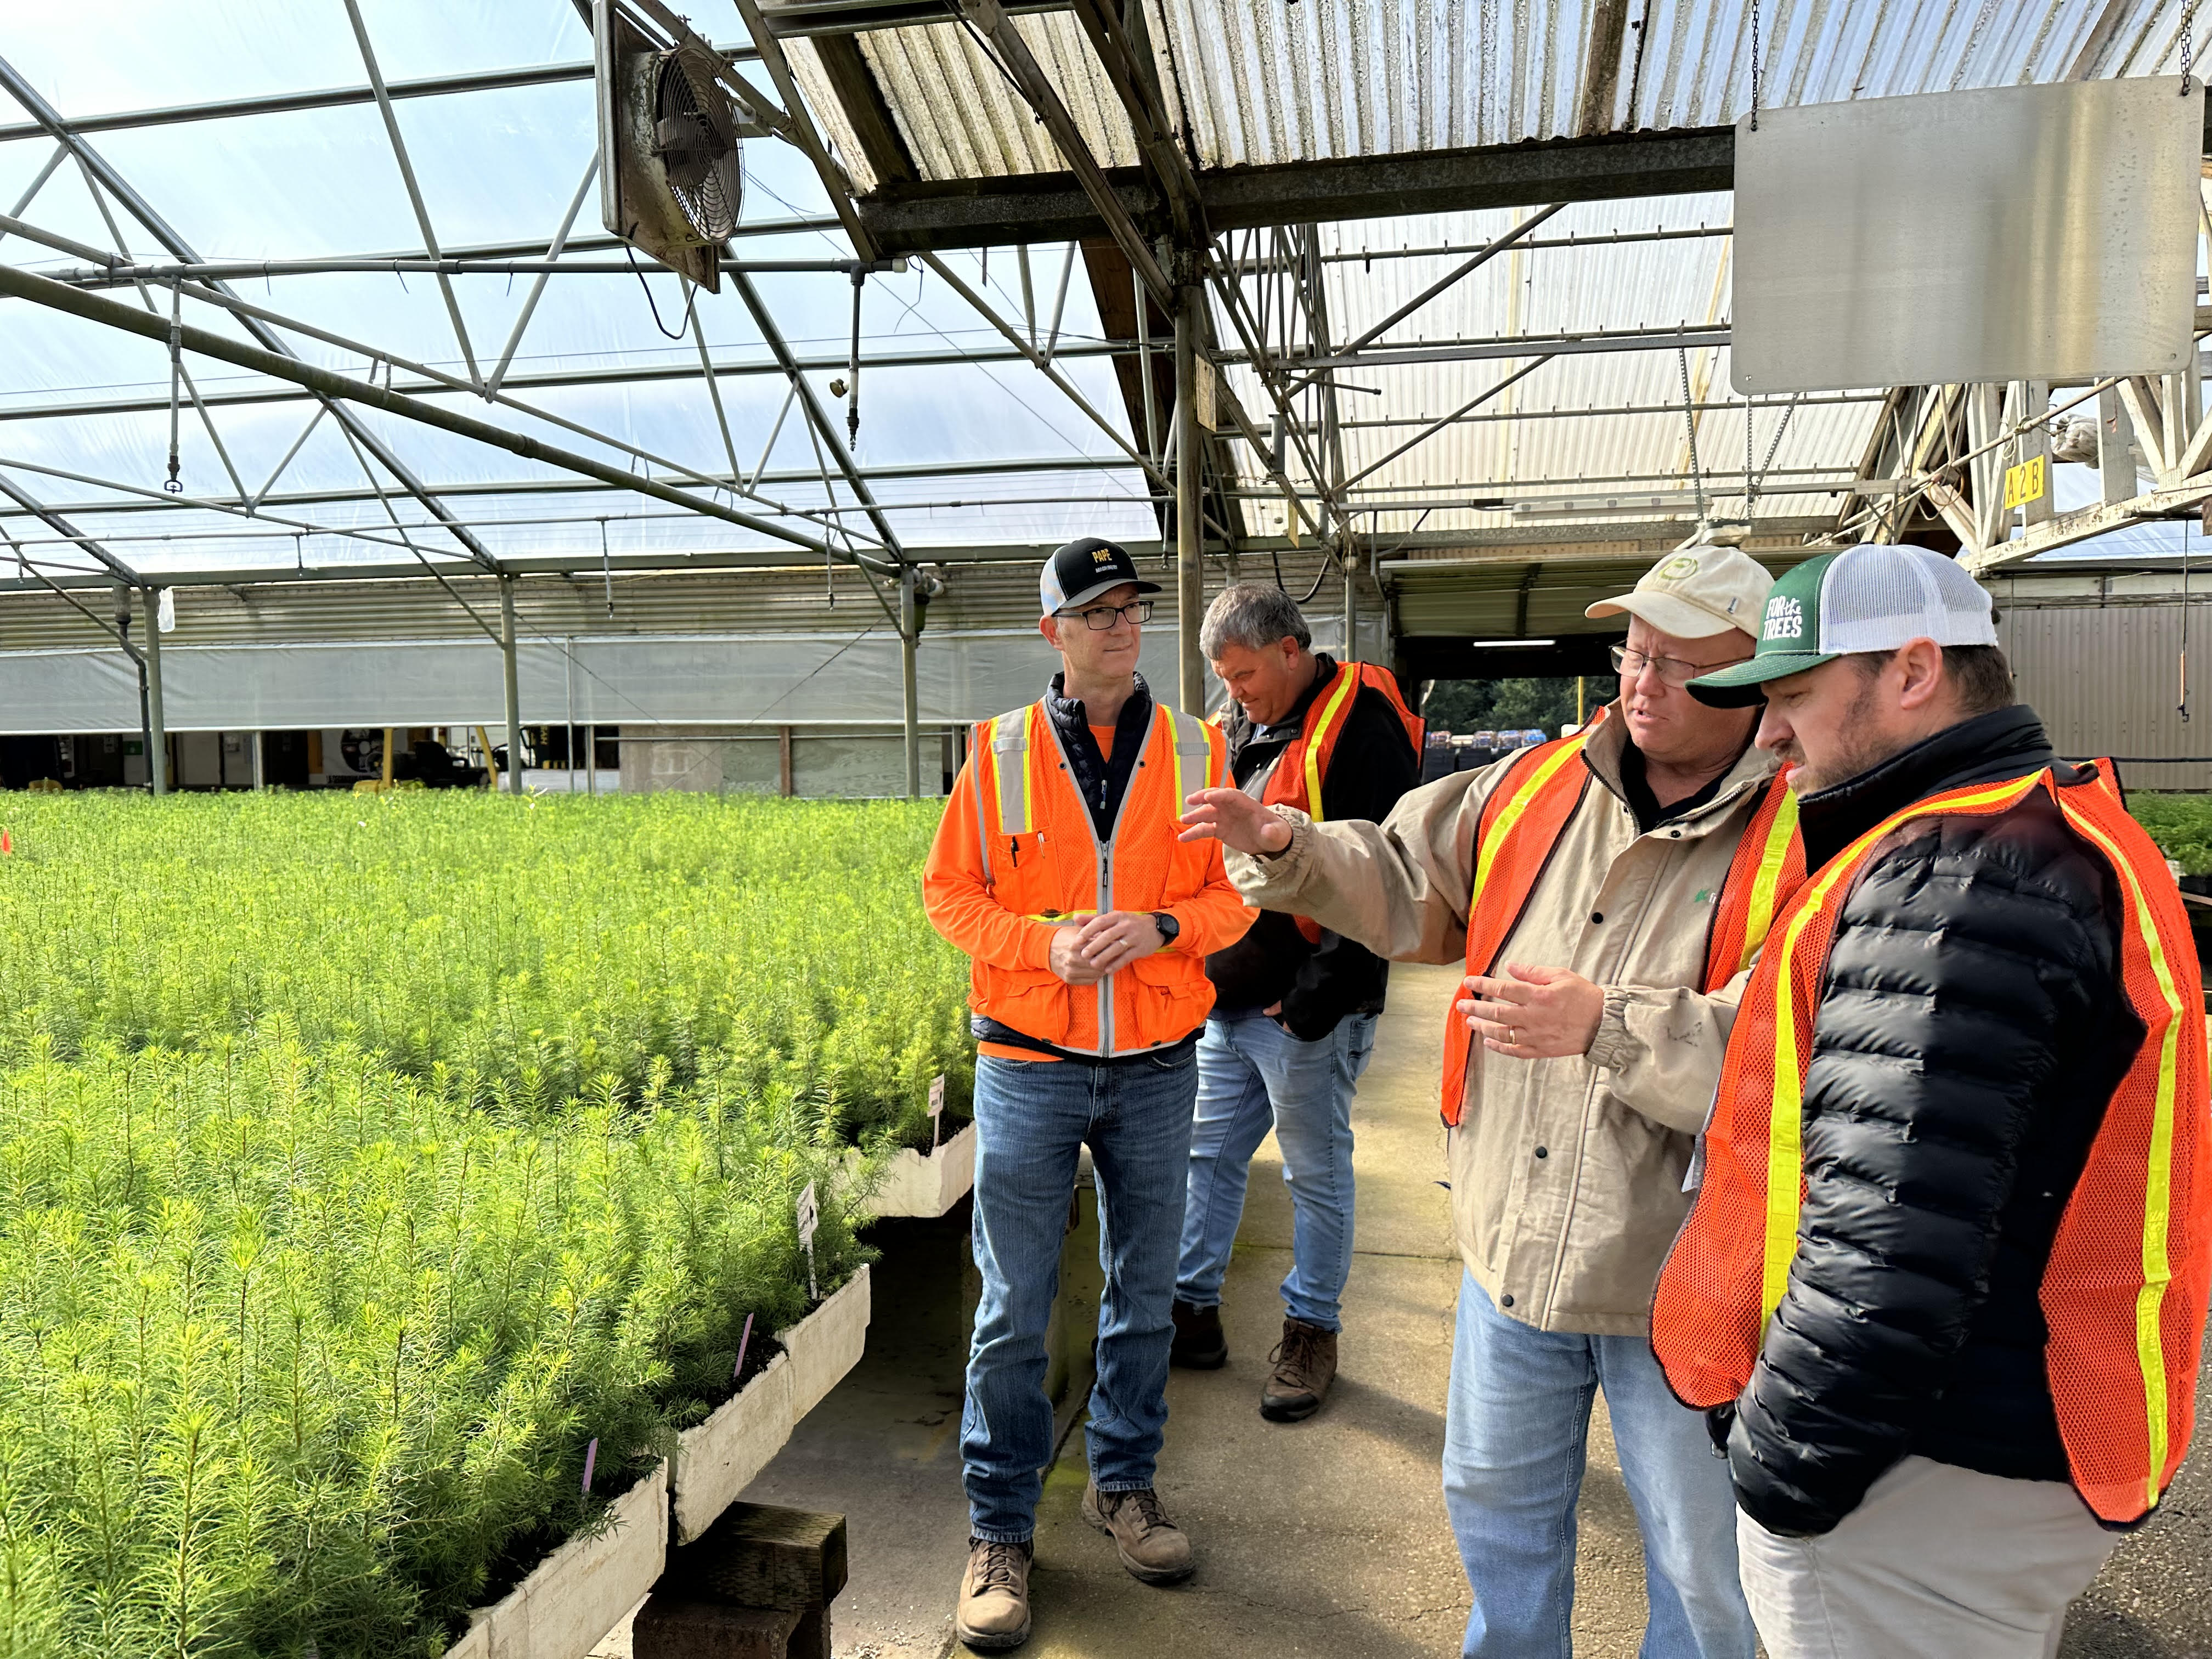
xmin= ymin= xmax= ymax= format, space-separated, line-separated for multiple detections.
xmin=1047 ymin=912 xmax=1165 ymax=984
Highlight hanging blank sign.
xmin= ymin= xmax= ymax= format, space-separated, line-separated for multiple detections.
xmin=1732 ymin=77 xmax=2200 ymax=393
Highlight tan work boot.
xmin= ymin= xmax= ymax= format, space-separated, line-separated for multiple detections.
xmin=956 ymin=1537 xmax=1033 ymax=1650
xmin=1261 ymin=1317 xmax=1338 ymax=1421
xmin=1081 ymin=1482 xmax=1195 ymax=1585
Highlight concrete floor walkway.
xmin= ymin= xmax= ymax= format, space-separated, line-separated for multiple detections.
xmin=715 ymin=962 xmax=1660 ymax=1659
xmin=600 ymin=962 xmax=2212 ymax=1659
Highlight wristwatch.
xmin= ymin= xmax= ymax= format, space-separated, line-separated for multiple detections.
xmin=1150 ymin=911 xmax=1180 ymax=949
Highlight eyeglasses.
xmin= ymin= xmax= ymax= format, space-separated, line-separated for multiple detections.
xmin=1611 ymin=643 xmax=1750 ymax=686
xmin=1062 ymin=599 xmax=1153 ymax=631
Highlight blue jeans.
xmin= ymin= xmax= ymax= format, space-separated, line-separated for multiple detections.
xmin=1176 ymin=1009 xmax=1375 ymax=1331
xmin=963 ymin=1046 xmax=1198 ymax=1543
xmin=1443 ymin=1272 xmax=1757 ymax=1659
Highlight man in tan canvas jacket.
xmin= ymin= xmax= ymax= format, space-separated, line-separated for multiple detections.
xmin=1180 ymin=546 xmax=1784 ymax=1659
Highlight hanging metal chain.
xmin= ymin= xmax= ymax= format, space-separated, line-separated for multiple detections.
xmin=1748 ymin=0 xmax=1762 ymax=131
xmin=1678 ymin=338 xmax=1708 ymax=524
xmin=2182 ymin=0 xmax=2199 ymax=92
xmin=1745 ymin=392 xmax=1803 ymax=512
xmin=163 ymin=281 xmax=184 ymax=493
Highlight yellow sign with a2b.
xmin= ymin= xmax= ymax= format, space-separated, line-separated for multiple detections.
xmin=2002 ymin=454 xmax=2047 ymax=510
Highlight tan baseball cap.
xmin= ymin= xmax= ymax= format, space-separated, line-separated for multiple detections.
xmin=1583 ymin=545 xmax=1774 ymax=641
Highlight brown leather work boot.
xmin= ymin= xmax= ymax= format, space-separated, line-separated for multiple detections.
xmin=955 ymin=1537 xmax=1033 ymax=1651
xmin=1169 ymin=1299 xmax=1227 ymax=1369
xmin=1261 ymin=1317 xmax=1338 ymax=1422
xmin=1080 ymin=1482 xmax=1195 ymax=1585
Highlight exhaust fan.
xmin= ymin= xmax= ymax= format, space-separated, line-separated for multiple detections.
xmin=596 ymin=1 xmax=748 ymax=290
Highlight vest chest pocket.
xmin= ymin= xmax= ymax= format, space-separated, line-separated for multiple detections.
xmin=991 ymin=829 xmax=1054 ymax=911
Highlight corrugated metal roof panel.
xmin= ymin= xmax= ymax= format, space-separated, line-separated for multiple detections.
xmin=839 ymin=2 xmax=2190 ymax=186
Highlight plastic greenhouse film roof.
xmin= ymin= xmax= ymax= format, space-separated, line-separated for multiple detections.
xmin=0 ymin=0 xmax=2200 ymax=594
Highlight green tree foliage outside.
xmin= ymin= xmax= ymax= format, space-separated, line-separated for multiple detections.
xmin=2128 ymin=792 xmax=2212 ymax=874
xmin=1421 ymin=677 xmax=1588 ymax=739
xmin=0 ymin=790 xmax=967 ymax=1654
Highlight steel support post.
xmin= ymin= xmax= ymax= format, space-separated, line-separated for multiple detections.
xmin=900 ymin=564 xmax=921 ymax=799
xmin=499 ymin=574 xmax=522 ymax=794
xmin=1341 ymin=541 xmax=1358 ymax=662
xmin=143 ymin=590 xmax=167 ymax=795
xmin=251 ymin=729 xmax=266 ymax=790
xmin=2099 ymin=385 xmax=2136 ymax=506
xmin=1175 ymin=285 xmax=1204 ymax=713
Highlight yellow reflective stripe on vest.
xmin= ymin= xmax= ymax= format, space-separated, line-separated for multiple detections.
xmin=1169 ymin=708 xmax=1214 ymax=808
xmin=2055 ymin=800 xmax=2187 ymax=1513
xmin=1757 ymin=772 xmax=2046 ymax=1322
xmin=1735 ymin=787 xmax=1802 ymax=979
xmin=991 ymin=708 xmax=1032 ymax=836
xmin=1303 ymin=666 xmax=1360 ymax=822
xmin=1470 ymin=733 xmax=1590 ymax=916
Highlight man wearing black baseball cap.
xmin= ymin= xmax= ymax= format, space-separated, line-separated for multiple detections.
xmin=1037 ymin=534 xmax=1163 ymax=617
xmin=1649 ymin=545 xmax=2210 ymax=1657
xmin=923 ymin=535 xmax=1252 ymax=1650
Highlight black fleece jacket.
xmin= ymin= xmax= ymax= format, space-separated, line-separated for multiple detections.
xmin=1204 ymin=655 xmax=1421 ymax=1039
xmin=1722 ymin=705 xmax=2142 ymax=1537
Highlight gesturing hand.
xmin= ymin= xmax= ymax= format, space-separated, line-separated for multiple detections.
xmin=1456 ymin=962 xmax=1604 ymax=1059
xmin=1178 ymin=787 xmax=1292 ymax=855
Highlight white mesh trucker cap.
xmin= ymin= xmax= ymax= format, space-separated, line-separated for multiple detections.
xmin=1688 ymin=544 xmax=1998 ymax=707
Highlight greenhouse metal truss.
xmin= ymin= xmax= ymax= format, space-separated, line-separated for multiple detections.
xmin=1 ymin=0 xmax=2209 ymax=793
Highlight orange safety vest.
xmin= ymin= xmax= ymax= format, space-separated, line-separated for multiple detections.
xmin=965 ymin=697 xmax=1229 ymax=1057
xmin=1254 ymin=661 xmax=1426 ymax=943
xmin=1437 ymin=714 xmax=1805 ymax=1126
xmin=1650 ymin=764 xmax=2211 ymax=1525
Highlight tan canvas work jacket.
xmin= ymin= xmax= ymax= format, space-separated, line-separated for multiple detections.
xmin=1226 ymin=708 xmax=1782 ymax=1335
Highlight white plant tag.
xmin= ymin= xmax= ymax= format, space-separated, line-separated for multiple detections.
xmin=796 ymin=1180 xmax=819 ymax=1300
xmin=928 ymin=1074 xmax=946 ymax=1149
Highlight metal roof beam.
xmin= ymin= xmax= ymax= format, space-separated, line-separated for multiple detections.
xmin=1220 ymin=324 xmax=1731 ymax=373
xmin=0 ymin=338 xmax=1130 ymax=422
xmin=859 ymin=126 xmax=1736 ymax=253
xmin=43 ymin=256 xmax=886 ymax=286
xmin=952 ymin=0 xmax=1173 ymax=308
xmin=0 ymin=261 xmax=872 ymax=564
xmin=0 ymin=54 xmax=514 ymax=575
xmin=0 ymin=471 xmax=140 ymax=585
xmin=724 ymin=268 xmax=906 ymax=565
xmin=0 ymin=46 xmax=761 ymax=144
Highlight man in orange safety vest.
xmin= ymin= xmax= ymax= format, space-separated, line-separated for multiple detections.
xmin=1656 ymin=544 xmax=2210 ymax=1658
xmin=1180 ymin=546 xmax=1792 ymax=1659
xmin=924 ymin=535 xmax=1255 ymax=1652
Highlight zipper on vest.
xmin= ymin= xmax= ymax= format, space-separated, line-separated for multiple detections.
xmin=1096 ymin=842 xmax=1114 ymax=1055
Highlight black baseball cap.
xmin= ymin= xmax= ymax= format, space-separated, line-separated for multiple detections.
xmin=1040 ymin=536 xmax=1160 ymax=617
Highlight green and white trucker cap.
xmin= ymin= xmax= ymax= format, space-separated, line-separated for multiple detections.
xmin=1686 ymin=544 xmax=1997 ymax=708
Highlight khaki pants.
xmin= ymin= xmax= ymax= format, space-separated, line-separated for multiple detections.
xmin=1736 ymin=1455 xmax=2117 ymax=1659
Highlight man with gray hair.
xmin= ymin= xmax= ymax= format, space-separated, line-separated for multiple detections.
xmin=1180 ymin=547 xmax=1792 ymax=1659
xmin=1170 ymin=583 xmax=1423 ymax=1421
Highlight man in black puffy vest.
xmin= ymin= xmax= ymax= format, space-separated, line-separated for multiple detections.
xmin=1678 ymin=544 xmax=2174 ymax=1659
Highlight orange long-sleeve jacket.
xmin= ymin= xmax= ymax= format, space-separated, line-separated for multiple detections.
xmin=924 ymin=696 xmax=1255 ymax=1058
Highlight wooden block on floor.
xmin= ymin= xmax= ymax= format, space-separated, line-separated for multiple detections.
xmin=663 ymin=1502 xmax=848 ymax=1612
xmin=787 ymin=1607 xmax=830 ymax=1659
xmin=631 ymin=1593 xmax=799 ymax=1658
